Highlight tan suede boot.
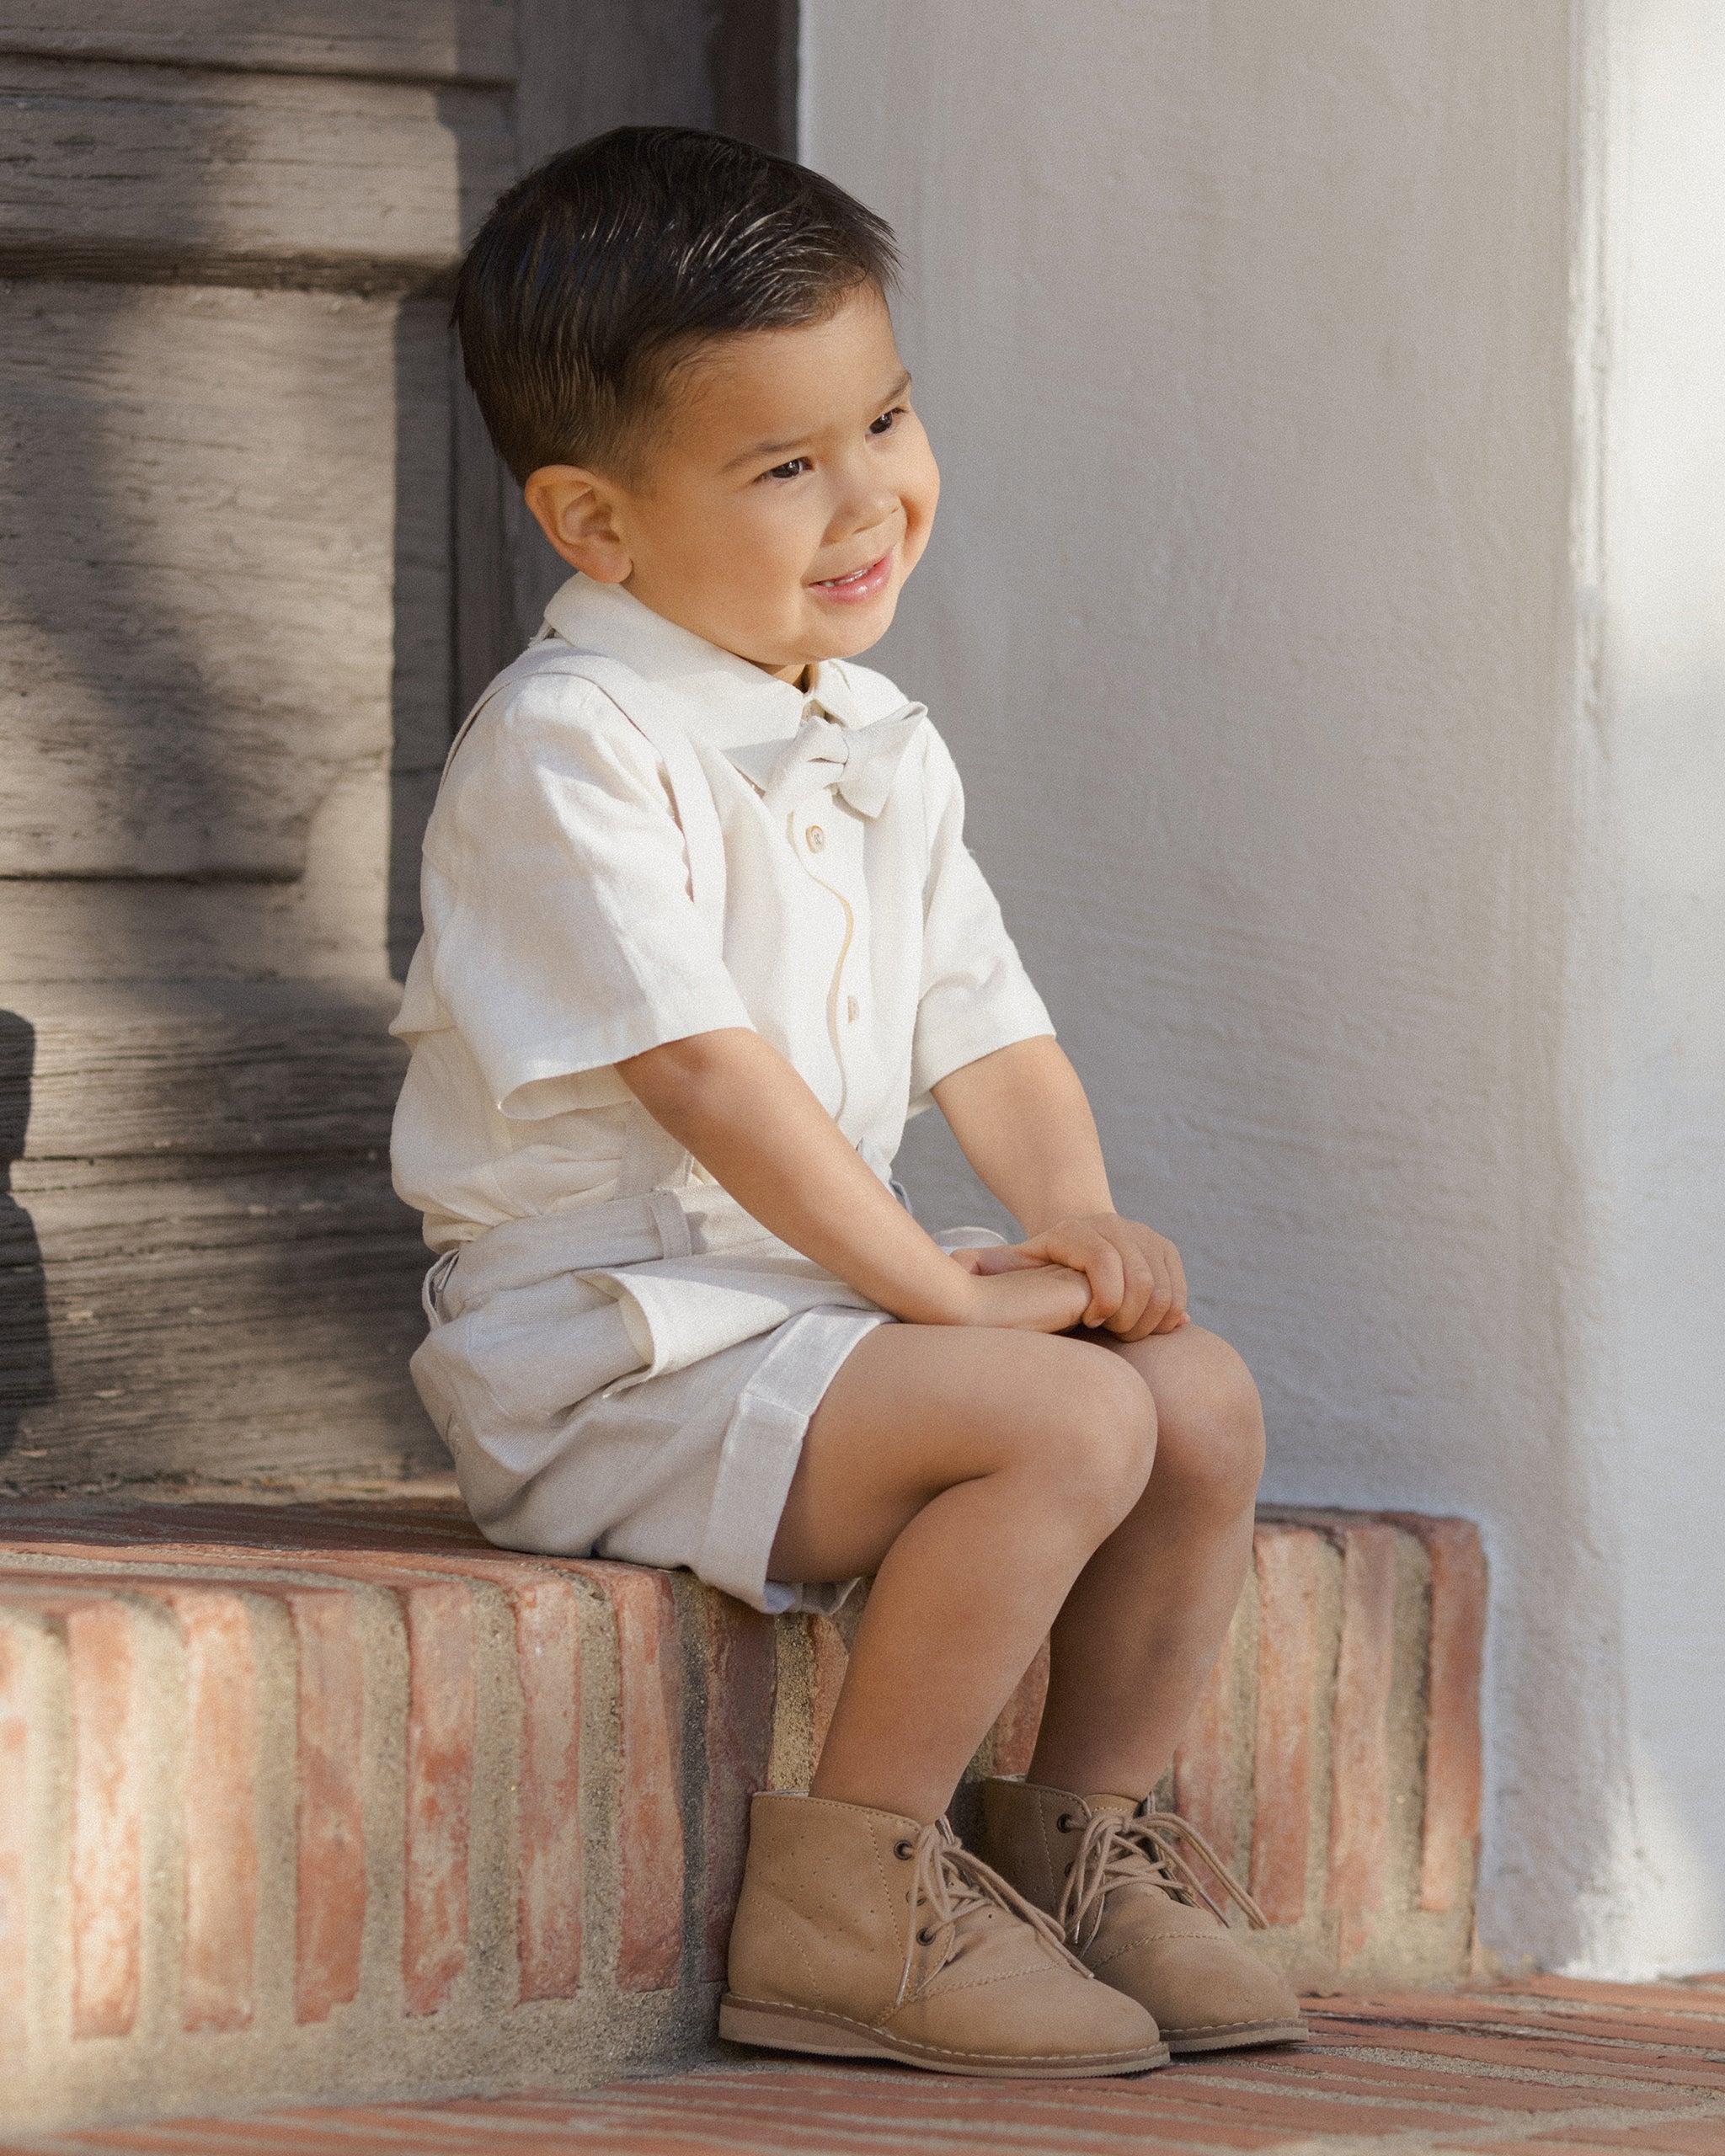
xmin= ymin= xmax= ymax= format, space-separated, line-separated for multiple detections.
xmin=720 ymin=1791 xmax=1167 ymax=2077
xmin=981 ymin=1780 xmax=1307 ymax=2053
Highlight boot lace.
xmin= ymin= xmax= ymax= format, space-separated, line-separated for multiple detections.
xmin=1055 ymin=1806 xmax=1270 ymax=1955
xmin=896 ymin=1817 xmax=1085 ymax=2005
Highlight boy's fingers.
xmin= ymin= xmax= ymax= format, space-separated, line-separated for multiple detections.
xmin=954 ymin=1243 xmax=1041 ymax=1276
xmin=1081 ymin=1242 xmax=1126 ymax=1328
xmin=1137 ymin=1273 xmax=1172 ymax=1334
xmin=1124 ymin=1238 xmax=1184 ymax=1337
xmin=1114 ymin=1246 xmax=1158 ymax=1334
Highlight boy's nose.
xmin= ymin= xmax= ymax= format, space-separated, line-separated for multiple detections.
xmin=828 ymin=482 xmax=901 ymax=545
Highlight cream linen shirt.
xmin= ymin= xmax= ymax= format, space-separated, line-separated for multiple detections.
xmin=390 ymin=574 xmax=1053 ymax=1253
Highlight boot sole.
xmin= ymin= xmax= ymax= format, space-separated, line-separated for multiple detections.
xmin=719 ymin=1994 xmax=1170 ymax=2078
xmin=1165 ymin=2017 xmax=1309 ymax=2054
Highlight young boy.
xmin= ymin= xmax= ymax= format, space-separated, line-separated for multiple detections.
xmin=393 ymin=126 xmax=1304 ymax=2079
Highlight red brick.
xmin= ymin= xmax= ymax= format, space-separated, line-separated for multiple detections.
xmin=8 ymin=1979 xmax=1722 ymax=2154
xmin=806 ymin=1613 xmax=848 ymax=1768
xmin=1325 ymin=1522 xmax=1399 ymax=1961
xmin=1178 ymin=2048 xmax=1697 ymax=2112
xmin=475 ymin=2082 xmax=1285 ymax=2153
xmin=67 ymin=1598 xmax=144 ymax=2039
xmin=1520 ymin=1973 xmax=1725 ymax=2017
xmin=1311 ymin=2014 xmax=1725 ymax=2089
xmin=511 ymin=1575 xmax=585 ymax=2001
xmin=1148 ymin=2082 xmax=1518 ymax=2135
xmin=991 ymin=1637 xmax=1050 ymax=1780
xmin=1394 ymin=1514 xmax=1486 ymax=1913
xmin=1250 ymin=1524 xmax=1322 ymax=1923
xmin=1527 ymin=2133 xmax=1725 ymax=2153
xmin=1500 ymin=2011 xmax=1725 ymax=2052
xmin=165 ymin=1589 xmax=258 ymax=2033
xmin=0 ymin=1528 xmax=609 ymax=2019
xmin=1172 ymin=1604 xmax=1242 ymax=1865
xmin=701 ymin=1593 xmax=777 ymax=1981
xmin=607 ymin=1566 xmax=685 ymax=1991
xmin=1325 ymin=1986 xmax=1725 ymax=2048
xmin=400 ymin=1580 xmax=474 ymax=2015
xmin=0 ymin=1622 xmax=27 ymax=2060
xmin=505 ymin=2080 xmax=1290 ymax=2151
xmin=1433 ymin=2146 xmax=1653 ymax=2156
xmin=286 ymin=1588 xmax=366 ymax=2024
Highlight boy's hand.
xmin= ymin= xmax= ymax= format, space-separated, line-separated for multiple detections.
xmin=945 ymin=1258 xmax=1094 ymax=1334
xmin=955 ymin=1214 xmax=1189 ymax=1339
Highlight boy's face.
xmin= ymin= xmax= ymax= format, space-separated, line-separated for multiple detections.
xmin=526 ymin=284 xmax=939 ymax=680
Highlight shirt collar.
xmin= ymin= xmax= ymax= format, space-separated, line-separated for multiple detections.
xmin=539 ymin=574 xmax=868 ymax=746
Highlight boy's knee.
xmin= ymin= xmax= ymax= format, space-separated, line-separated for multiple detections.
xmin=1154 ymin=1330 xmax=1265 ymax=1511
xmin=1041 ymin=1347 xmax=1157 ymax=1534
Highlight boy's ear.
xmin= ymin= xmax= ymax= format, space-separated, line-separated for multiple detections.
xmin=522 ymin=465 xmax=633 ymax=582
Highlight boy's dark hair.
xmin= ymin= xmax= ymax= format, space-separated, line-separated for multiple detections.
xmin=455 ymin=126 xmax=900 ymax=483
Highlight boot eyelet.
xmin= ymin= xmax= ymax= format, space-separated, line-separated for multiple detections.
xmin=1063 ymin=1861 xmax=1072 ymax=1877
xmin=917 ymin=1925 xmax=937 ymax=1945
xmin=894 ymin=1839 xmax=914 ymax=1860
xmin=1057 ymin=1813 xmax=1075 ymax=1833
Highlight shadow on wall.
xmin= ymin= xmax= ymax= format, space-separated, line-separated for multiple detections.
xmin=0 ymin=1012 xmax=53 ymax=1465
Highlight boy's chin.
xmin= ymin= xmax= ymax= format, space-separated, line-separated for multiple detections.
xmin=802 ymin=595 xmax=900 ymax=663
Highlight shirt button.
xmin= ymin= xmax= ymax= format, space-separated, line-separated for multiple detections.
xmin=805 ymin=825 xmax=825 ymax=852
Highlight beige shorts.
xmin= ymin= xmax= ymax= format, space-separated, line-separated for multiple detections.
xmin=409 ymin=1185 xmax=1000 ymax=1614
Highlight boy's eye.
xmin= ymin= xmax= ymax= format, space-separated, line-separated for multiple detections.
xmin=868 ymin=407 xmax=904 ymax=436
xmin=763 ymin=456 xmax=810 ymax=481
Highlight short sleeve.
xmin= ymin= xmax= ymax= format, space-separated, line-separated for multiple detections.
xmin=424 ymin=675 xmax=751 ymax=1119
xmin=910 ymin=728 xmax=1054 ymax=1105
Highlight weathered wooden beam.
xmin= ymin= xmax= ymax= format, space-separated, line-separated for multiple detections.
xmin=0 ymin=3 xmax=517 ymax=87
xmin=0 ymin=284 xmax=448 ymax=882
xmin=2 ymin=983 xmax=408 ymax=1161
xmin=0 ymin=57 xmax=512 ymax=290
xmin=1 ymin=1156 xmax=436 ymax=1489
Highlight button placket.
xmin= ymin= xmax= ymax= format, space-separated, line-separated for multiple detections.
xmin=788 ymin=790 xmax=862 ymax=1102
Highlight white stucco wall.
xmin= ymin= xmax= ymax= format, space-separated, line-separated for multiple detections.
xmin=803 ymin=0 xmax=1725 ymax=1974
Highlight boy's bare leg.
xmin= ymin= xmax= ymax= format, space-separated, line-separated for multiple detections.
xmin=776 ymin=1319 xmax=1263 ymax=1822
xmin=770 ymin=1323 xmax=1157 ymax=1823
xmin=1028 ymin=1323 xmax=1266 ymax=1799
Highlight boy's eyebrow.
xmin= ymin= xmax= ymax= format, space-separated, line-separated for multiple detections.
xmin=724 ymin=371 xmax=914 ymax=471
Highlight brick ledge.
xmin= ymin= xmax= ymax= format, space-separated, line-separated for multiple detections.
xmin=0 ymin=1491 xmax=1484 ymax=2132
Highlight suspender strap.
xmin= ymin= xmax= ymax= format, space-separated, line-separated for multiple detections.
xmin=443 ymin=639 xmax=729 ymax=934
xmin=440 ymin=635 xmax=732 ymax=1201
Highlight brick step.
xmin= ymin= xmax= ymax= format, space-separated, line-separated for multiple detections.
xmin=0 ymin=1492 xmax=1485 ymax=2134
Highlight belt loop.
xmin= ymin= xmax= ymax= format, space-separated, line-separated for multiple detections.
xmin=422 ymin=1248 xmax=460 ymax=1326
xmin=644 ymin=1188 xmax=693 ymax=1261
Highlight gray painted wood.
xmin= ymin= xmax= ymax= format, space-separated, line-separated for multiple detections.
xmin=0 ymin=3 xmax=516 ymax=85
xmin=0 ymin=283 xmax=445 ymax=880
xmin=0 ymin=990 xmax=435 ymax=1485
xmin=0 ymin=0 xmax=801 ymax=1492
xmin=709 ymin=0 xmax=799 ymax=155
xmin=2 ymin=876 xmax=396 ymax=985
xmin=1 ymin=1157 xmax=437 ymax=1490
xmin=9 ymin=982 xmax=406 ymax=1161
xmin=0 ymin=56 xmax=511 ymax=288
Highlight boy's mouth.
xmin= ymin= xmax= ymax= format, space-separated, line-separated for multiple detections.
xmin=808 ymin=550 xmax=895 ymax=603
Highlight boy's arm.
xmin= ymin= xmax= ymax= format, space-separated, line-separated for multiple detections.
xmin=930 ymin=1036 xmax=1190 ymax=1339
xmin=615 ymin=1027 xmax=1092 ymax=1333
